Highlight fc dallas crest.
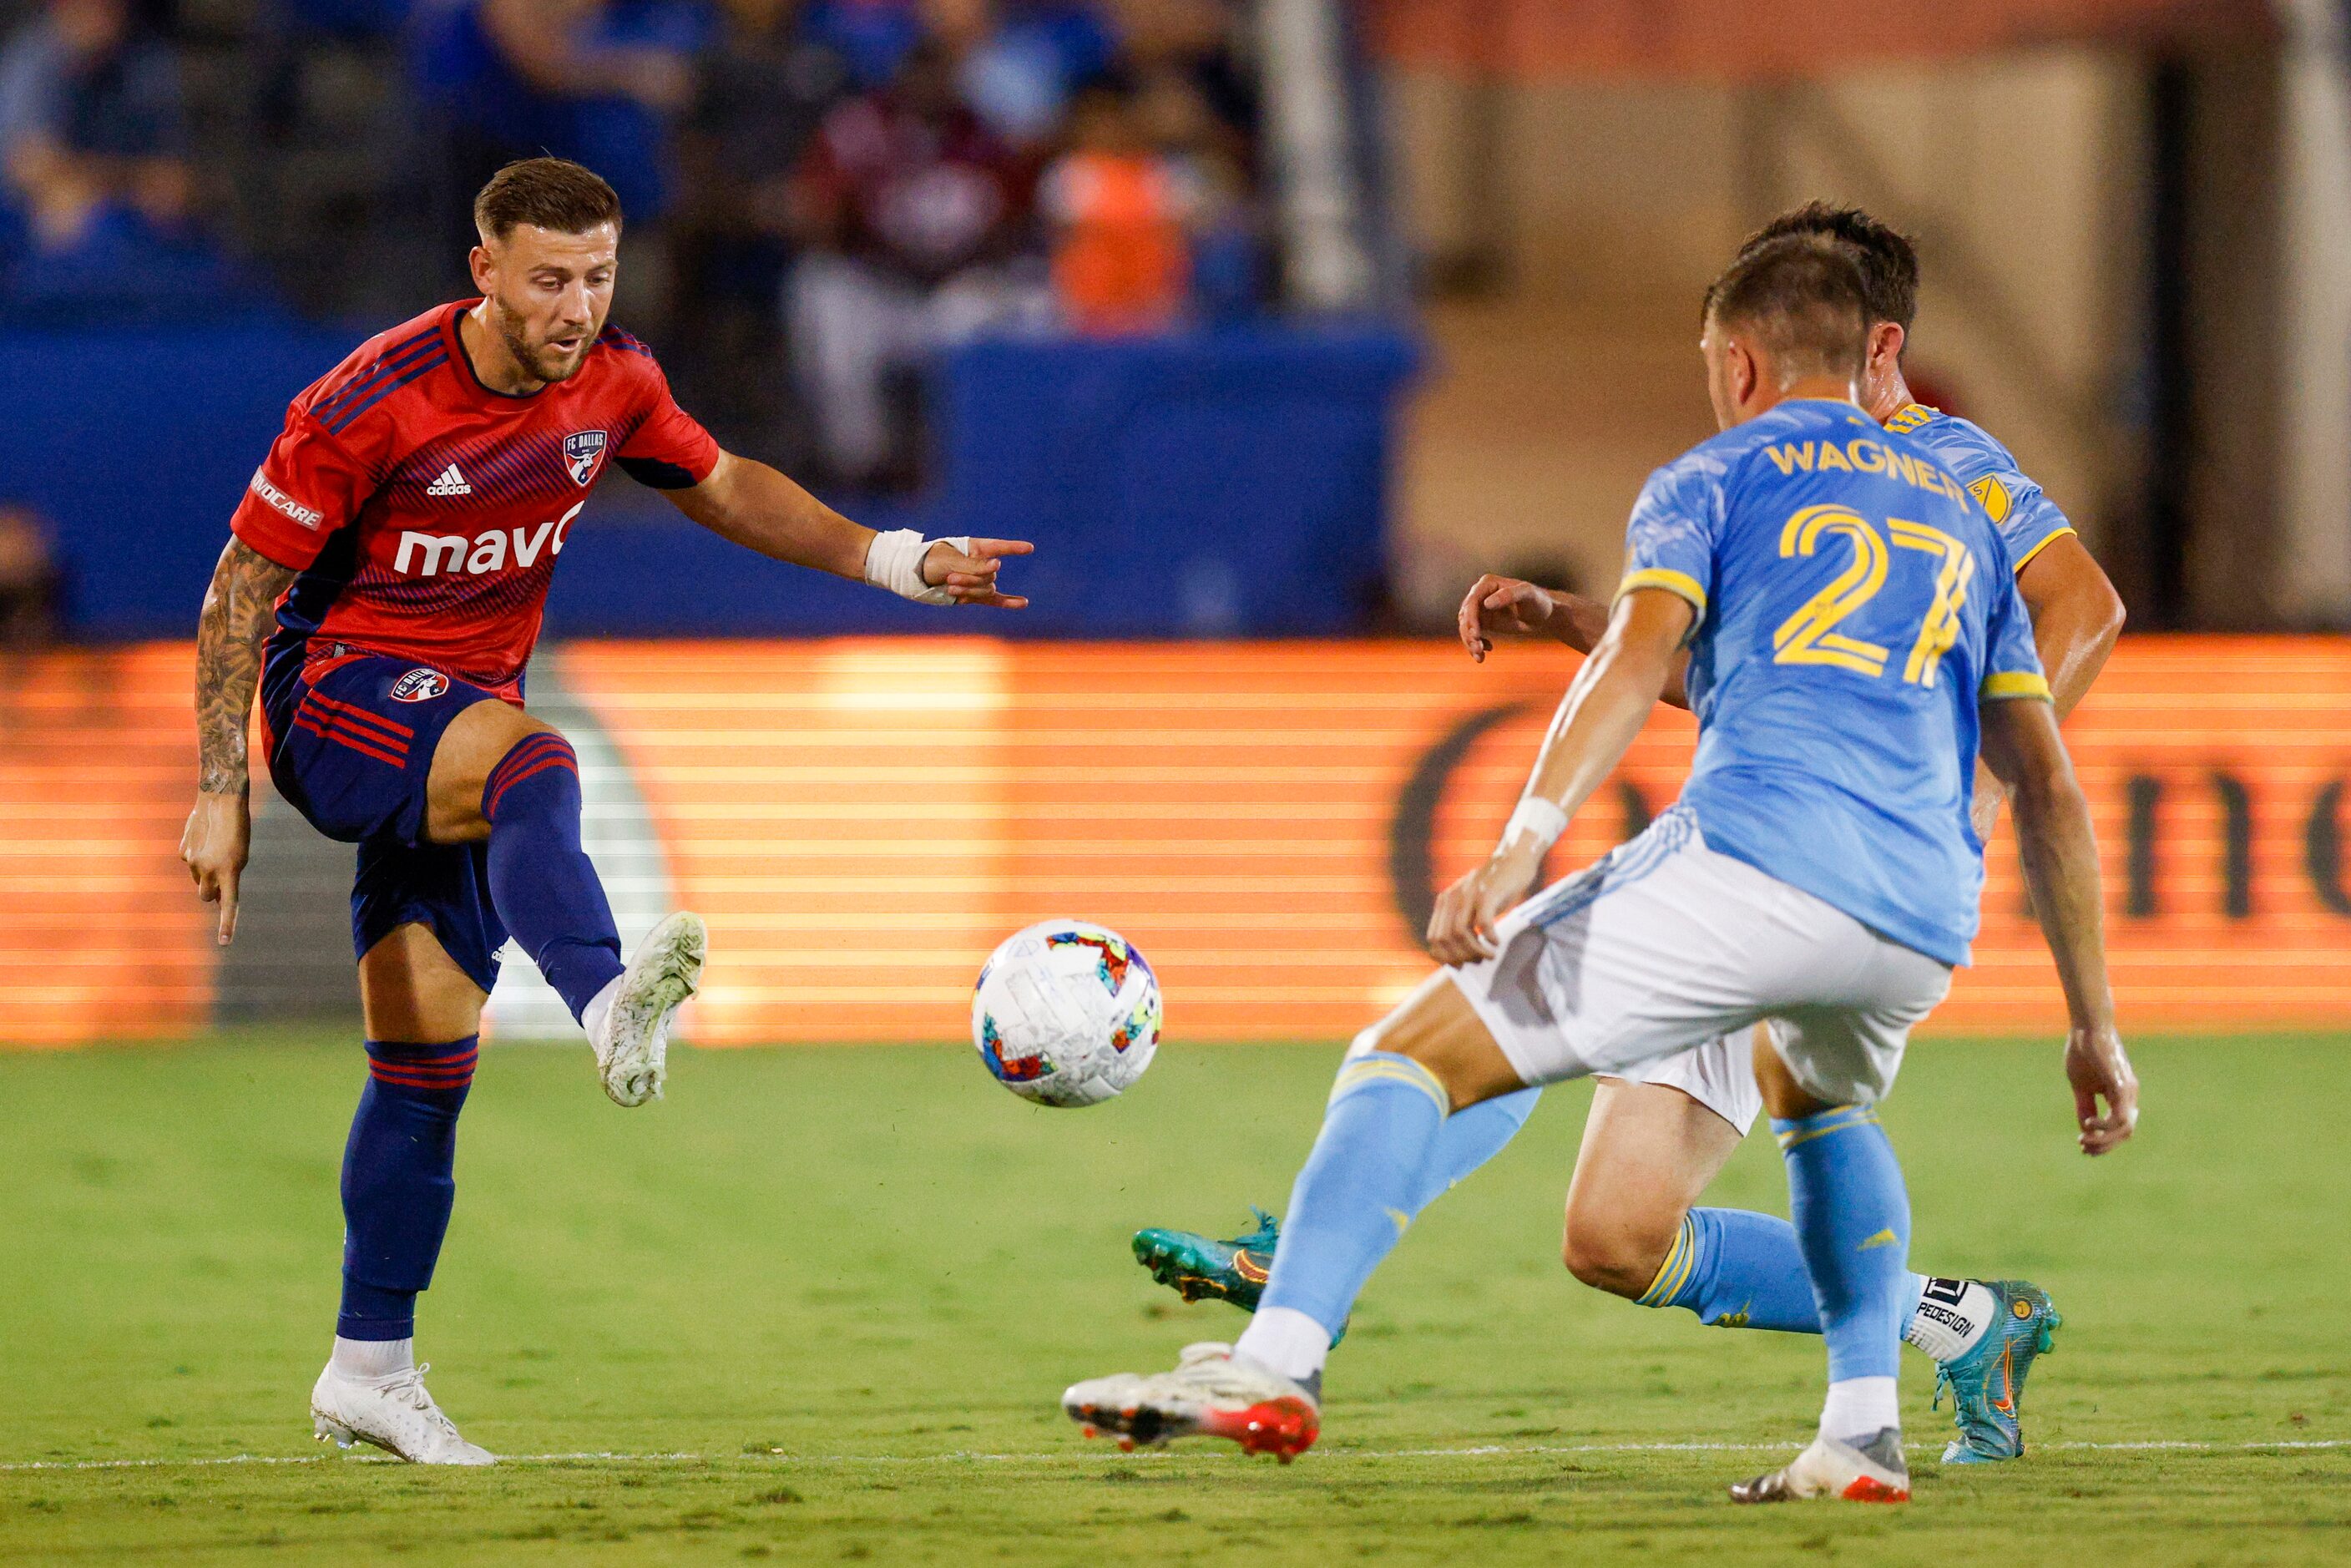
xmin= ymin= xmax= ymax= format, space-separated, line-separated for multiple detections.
xmin=564 ymin=429 xmax=609 ymax=487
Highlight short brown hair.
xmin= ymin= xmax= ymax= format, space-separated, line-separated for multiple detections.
xmin=1703 ymin=234 xmax=1871 ymax=384
xmin=1738 ymin=201 xmax=1920 ymax=334
xmin=473 ymin=158 xmax=624 ymax=242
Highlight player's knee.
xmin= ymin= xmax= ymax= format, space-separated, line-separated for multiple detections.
xmin=1560 ymin=1208 xmax=1680 ymax=1299
xmin=480 ymin=731 xmax=579 ymax=824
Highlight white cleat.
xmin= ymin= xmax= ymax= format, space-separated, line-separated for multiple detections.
xmin=311 ymin=1363 xmax=496 ymax=1466
xmin=1729 ymin=1429 xmax=1910 ymax=1505
xmin=1061 ymin=1343 xmax=1321 ymax=1462
xmin=592 ymin=910 xmax=705 ymax=1107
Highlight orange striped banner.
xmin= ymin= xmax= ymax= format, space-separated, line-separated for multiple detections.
xmin=7 ymin=637 xmax=2347 ymax=1045
xmin=0 ymin=646 xmax=214 ymax=1044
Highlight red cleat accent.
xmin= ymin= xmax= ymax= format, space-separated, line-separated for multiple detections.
xmin=1198 ymin=1397 xmax=1320 ymax=1461
xmin=1838 ymin=1475 xmax=1911 ymax=1504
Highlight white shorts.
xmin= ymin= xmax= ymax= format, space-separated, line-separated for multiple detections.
xmin=1605 ymin=1030 xmax=1763 ymax=1135
xmin=1447 ymin=807 xmax=1952 ymax=1109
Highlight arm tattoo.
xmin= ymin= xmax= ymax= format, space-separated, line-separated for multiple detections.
xmin=195 ymin=539 xmax=296 ymax=795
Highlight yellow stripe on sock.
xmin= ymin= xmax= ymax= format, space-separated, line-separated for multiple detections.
xmin=1774 ymin=1105 xmax=1880 ymax=1150
xmin=1329 ymin=1057 xmax=1451 ymax=1116
xmin=1636 ymin=1216 xmax=1696 ymax=1308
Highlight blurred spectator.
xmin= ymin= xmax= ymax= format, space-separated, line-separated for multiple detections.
xmin=4 ymin=195 xmax=259 ymax=320
xmin=686 ymin=0 xmax=849 ymax=241
xmin=1132 ymin=61 xmax=1256 ymax=318
xmin=665 ymin=0 xmax=852 ymax=460
xmin=1039 ymin=80 xmax=1198 ymax=336
xmin=414 ymin=0 xmax=715 ymax=232
xmin=1115 ymin=0 xmax=1253 ymax=145
xmin=786 ymin=37 xmax=1044 ymax=486
xmin=927 ymin=0 xmax=1114 ymax=149
xmin=799 ymin=0 xmax=922 ymax=90
xmin=0 ymin=504 xmax=59 ymax=647
xmin=0 ymin=0 xmax=192 ymax=252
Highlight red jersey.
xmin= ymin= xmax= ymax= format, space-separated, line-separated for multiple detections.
xmin=231 ymin=300 xmax=721 ymax=700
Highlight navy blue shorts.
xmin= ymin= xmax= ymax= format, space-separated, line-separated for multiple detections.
xmin=260 ymin=641 xmax=510 ymax=993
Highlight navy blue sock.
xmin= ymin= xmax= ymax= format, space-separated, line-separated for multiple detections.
xmin=339 ymin=1039 xmax=478 ymax=1341
xmin=481 ymin=733 xmax=624 ymax=1021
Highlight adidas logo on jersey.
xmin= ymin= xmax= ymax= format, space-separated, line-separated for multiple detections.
xmin=426 ymin=465 xmax=473 ymax=498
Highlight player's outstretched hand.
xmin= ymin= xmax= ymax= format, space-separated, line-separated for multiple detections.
xmin=180 ymin=791 xmax=251 ymax=946
xmin=1428 ymin=845 xmax=1542 ymax=965
xmin=923 ymin=539 xmax=1034 ymax=609
xmin=2065 ymin=1021 xmax=2139 ymax=1156
xmin=1459 ymin=574 xmax=1558 ymax=663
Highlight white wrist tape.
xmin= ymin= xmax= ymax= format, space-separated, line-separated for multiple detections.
xmin=1503 ymin=796 xmax=1570 ymax=855
xmin=862 ymin=529 xmax=975 ymax=605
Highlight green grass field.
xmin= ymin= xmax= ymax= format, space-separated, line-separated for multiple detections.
xmin=2 ymin=1031 xmax=2345 ymax=1565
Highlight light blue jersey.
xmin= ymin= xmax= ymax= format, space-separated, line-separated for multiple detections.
xmin=1884 ymin=402 xmax=2075 ymax=575
xmin=1619 ymin=397 xmax=2049 ymax=966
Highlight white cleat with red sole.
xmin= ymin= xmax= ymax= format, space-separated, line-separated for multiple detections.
xmin=1730 ymin=1429 xmax=1910 ymax=1505
xmin=1062 ymin=1343 xmax=1321 ymax=1463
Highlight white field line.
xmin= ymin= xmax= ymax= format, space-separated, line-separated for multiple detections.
xmin=3 ymin=1439 xmax=2345 ymax=1474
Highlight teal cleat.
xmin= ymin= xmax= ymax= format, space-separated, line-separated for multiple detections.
xmin=1932 ymin=1279 xmax=2062 ymax=1464
xmin=1132 ymin=1208 xmax=1280 ymax=1311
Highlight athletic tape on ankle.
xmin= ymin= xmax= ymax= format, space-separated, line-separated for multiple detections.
xmin=863 ymin=529 xmax=975 ymax=605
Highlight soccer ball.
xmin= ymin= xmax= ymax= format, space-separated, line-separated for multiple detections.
xmin=971 ymin=920 xmax=1160 ymax=1107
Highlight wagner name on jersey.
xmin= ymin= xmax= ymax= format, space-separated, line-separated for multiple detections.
xmin=230 ymin=301 xmax=720 ymax=701
xmin=1620 ymin=397 xmax=2049 ymax=968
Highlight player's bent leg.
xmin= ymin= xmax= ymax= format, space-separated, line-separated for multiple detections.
xmin=1595 ymin=1032 xmax=2058 ymax=1452
xmin=1734 ymin=995 xmax=1934 ymax=1504
xmin=312 ymin=923 xmax=495 ymax=1465
xmin=1572 ymin=1039 xmax=1825 ymax=1333
xmin=422 ymin=696 xmax=561 ymax=844
xmin=356 ymin=920 xmax=489 ymax=1043
xmin=427 ymin=702 xmax=704 ymax=1106
xmin=435 ymin=709 xmax=626 ymax=1030
xmin=1562 ymin=1079 xmax=1742 ymax=1298
xmin=1069 ymin=974 xmax=1523 ymax=1461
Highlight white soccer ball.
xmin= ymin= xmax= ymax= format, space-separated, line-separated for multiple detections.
xmin=971 ymin=920 xmax=1161 ymax=1107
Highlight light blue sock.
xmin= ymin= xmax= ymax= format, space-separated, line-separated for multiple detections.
xmin=1636 ymin=1207 xmax=1825 ymax=1332
xmin=1774 ymin=1105 xmax=1913 ymax=1387
xmin=1404 ymin=1085 xmax=1540 ymax=1213
xmin=1255 ymin=1052 xmax=1452 ymax=1342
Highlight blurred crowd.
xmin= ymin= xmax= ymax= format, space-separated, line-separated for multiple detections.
xmin=0 ymin=0 xmax=1266 ymax=484
xmin=0 ymin=0 xmax=245 ymax=316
